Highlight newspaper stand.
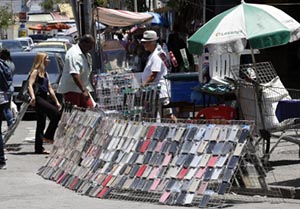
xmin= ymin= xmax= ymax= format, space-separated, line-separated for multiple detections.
xmin=231 ymin=62 xmax=300 ymax=162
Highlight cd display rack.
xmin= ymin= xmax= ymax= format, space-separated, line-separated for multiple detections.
xmin=38 ymin=108 xmax=280 ymax=208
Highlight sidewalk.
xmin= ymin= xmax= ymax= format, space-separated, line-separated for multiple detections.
xmin=1 ymin=121 xmax=300 ymax=209
xmin=264 ymin=133 xmax=300 ymax=199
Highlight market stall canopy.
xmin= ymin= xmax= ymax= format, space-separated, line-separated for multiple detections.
xmin=94 ymin=7 xmax=153 ymax=27
xmin=144 ymin=12 xmax=168 ymax=27
xmin=188 ymin=0 xmax=300 ymax=55
xmin=64 ymin=22 xmax=105 ymax=36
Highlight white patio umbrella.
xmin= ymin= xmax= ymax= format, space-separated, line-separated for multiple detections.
xmin=188 ymin=0 xmax=300 ymax=56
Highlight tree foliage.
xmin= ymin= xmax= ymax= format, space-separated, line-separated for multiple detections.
xmin=125 ymin=0 xmax=148 ymax=12
xmin=94 ymin=0 xmax=108 ymax=7
xmin=40 ymin=0 xmax=67 ymax=12
xmin=0 ymin=4 xmax=13 ymax=30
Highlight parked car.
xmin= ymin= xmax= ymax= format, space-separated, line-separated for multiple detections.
xmin=47 ymin=37 xmax=74 ymax=45
xmin=0 ymin=39 xmax=24 ymax=52
xmin=29 ymin=34 xmax=52 ymax=44
xmin=54 ymin=34 xmax=75 ymax=44
xmin=15 ymin=37 xmax=34 ymax=51
xmin=31 ymin=40 xmax=71 ymax=61
xmin=33 ymin=40 xmax=71 ymax=51
xmin=31 ymin=47 xmax=66 ymax=60
xmin=10 ymin=51 xmax=64 ymax=113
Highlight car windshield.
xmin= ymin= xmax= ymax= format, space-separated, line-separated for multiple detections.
xmin=18 ymin=40 xmax=29 ymax=47
xmin=0 ymin=41 xmax=23 ymax=52
xmin=31 ymin=48 xmax=66 ymax=60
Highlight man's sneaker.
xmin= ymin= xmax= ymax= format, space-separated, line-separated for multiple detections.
xmin=23 ymin=138 xmax=35 ymax=143
xmin=0 ymin=164 xmax=7 ymax=170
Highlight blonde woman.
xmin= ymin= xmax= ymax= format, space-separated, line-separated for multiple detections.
xmin=28 ymin=52 xmax=62 ymax=154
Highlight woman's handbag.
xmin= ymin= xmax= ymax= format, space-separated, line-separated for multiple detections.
xmin=17 ymin=77 xmax=31 ymax=103
xmin=17 ymin=74 xmax=38 ymax=103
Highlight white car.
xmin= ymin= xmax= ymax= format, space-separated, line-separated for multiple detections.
xmin=15 ymin=37 xmax=34 ymax=51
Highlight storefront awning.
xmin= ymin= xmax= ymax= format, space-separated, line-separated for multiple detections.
xmin=94 ymin=7 xmax=153 ymax=27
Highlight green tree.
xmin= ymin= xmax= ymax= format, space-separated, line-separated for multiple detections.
xmin=0 ymin=4 xmax=13 ymax=38
xmin=125 ymin=0 xmax=148 ymax=12
xmin=94 ymin=0 xmax=108 ymax=7
xmin=40 ymin=0 xmax=68 ymax=12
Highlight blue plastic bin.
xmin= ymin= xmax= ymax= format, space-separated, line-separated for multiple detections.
xmin=165 ymin=73 xmax=199 ymax=103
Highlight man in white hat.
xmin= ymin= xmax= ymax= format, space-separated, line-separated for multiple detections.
xmin=141 ymin=30 xmax=177 ymax=122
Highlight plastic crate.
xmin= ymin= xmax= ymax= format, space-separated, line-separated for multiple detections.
xmin=195 ymin=105 xmax=237 ymax=120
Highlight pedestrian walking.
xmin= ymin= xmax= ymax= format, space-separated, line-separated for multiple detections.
xmin=57 ymin=34 xmax=95 ymax=108
xmin=141 ymin=30 xmax=177 ymax=122
xmin=28 ymin=52 xmax=62 ymax=154
xmin=0 ymin=102 xmax=7 ymax=170
xmin=0 ymin=48 xmax=16 ymax=127
xmin=0 ymin=58 xmax=13 ymax=169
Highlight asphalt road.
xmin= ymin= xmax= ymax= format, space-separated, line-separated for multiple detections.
xmin=1 ymin=120 xmax=300 ymax=209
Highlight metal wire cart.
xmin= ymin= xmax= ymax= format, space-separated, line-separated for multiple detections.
xmin=231 ymin=62 xmax=300 ymax=162
xmin=95 ymin=72 xmax=160 ymax=120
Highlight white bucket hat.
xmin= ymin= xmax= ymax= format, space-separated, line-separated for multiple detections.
xmin=141 ymin=30 xmax=159 ymax=42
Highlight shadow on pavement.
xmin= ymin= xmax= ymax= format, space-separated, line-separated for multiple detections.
xmin=269 ymin=160 xmax=300 ymax=167
xmin=269 ymin=178 xmax=300 ymax=187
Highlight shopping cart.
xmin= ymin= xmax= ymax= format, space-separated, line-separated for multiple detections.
xmin=231 ymin=62 xmax=300 ymax=162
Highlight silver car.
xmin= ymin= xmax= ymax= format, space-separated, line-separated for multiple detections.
xmin=0 ymin=39 xmax=23 ymax=52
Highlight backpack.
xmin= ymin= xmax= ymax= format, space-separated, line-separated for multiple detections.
xmin=0 ymin=59 xmax=12 ymax=92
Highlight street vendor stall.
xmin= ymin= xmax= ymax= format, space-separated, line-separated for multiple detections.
xmin=93 ymin=7 xmax=155 ymax=73
xmin=187 ymin=0 xmax=300 ymax=162
xmin=29 ymin=3 xmax=300 ymax=208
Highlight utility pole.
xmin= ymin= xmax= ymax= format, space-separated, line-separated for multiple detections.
xmin=203 ymin=0 xmax=206 ymax=24
xmin=70 ymin=0 xmax=93 ymax=38
xmin=134 ymin=0 xmax=137 ymax=12
xmin=70 ymin=0 xmax=102 ymax=74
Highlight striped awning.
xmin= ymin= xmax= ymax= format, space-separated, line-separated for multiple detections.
xmin=94 ymin=7 xmax=153 ymax=27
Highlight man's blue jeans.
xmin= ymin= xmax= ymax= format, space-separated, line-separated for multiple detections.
xmin=0 ymin=103 xmax=6 ymax=165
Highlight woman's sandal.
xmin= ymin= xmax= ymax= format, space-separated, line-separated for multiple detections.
xmin=42 ymin=138 xmax=54 ymax=144
xmin=35 ymin=150 xmax=50 ymax=155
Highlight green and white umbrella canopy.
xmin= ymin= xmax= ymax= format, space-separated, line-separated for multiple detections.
xmin=188 ymin=0 xmax=300 ymax=55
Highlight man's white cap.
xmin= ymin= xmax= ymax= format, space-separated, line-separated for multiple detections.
xmin=141 ymin=30 xmax=159 ymax=42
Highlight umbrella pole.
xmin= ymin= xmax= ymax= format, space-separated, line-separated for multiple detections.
xmin=250 ymin=47 xmax=257 ymax=71
xmin=250 ymin=47 xmax=260 ymax=82
xmin=250 ymin=47 xmax=269 ymax=151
